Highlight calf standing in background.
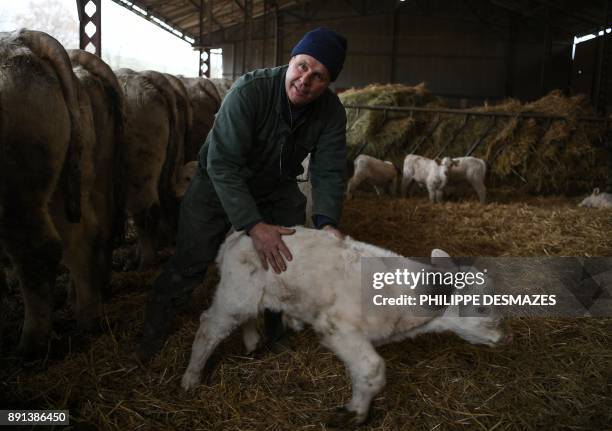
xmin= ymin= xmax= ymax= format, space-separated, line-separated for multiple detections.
xmin=401 ymin=155 xmax=452 ymax=202
xmin=346 ymin=154 xmax=399 ymax=200
xmin=442 ymin=156 xmax=487 ymax=203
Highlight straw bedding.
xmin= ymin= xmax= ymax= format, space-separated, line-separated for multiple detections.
xmin=1 ymin=191 xmax=610 ymax=430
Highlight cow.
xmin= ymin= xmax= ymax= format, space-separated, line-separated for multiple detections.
xmin=178 ymin=76 xmax=221 ymax=162
xmin=116 ymin=68 xmax=181 ymax=269
xmin=68 ymin=49 xmax=126 ymax=299
xmin=0 ymin=29 xmax=101 ymax=356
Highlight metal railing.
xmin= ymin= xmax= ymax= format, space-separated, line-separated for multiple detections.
xmin=343 ymin=103 xmax=609 ymax=161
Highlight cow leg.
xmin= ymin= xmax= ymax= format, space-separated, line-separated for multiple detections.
xmin=64 ymin=234 xmax=103 ymax=331
xmin=181 ymin=300 xmax=253 ymax=390
xmin=373 ymin=185 xmax=383 ymax=197
xmin=133 ymin=203 xmax=161 ymax=270
xmin=1 ymin=209 xmax=62 ymax=357
xmin=322 ymin=329 xmax=386 ymax=426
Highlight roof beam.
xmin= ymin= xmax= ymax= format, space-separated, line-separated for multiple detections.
xmin=109 ymin=0 xmax=196 ymax=42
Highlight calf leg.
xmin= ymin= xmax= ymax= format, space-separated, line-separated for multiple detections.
xmin=400 ymin=177 xmax=413 ymax=197
xmin=388 ymin=177 xmax=398 ymax=198
xmin=322 ymin=329 xmax=386 ymax=425
xmin=242 ymin=318 xmax=260 ymax=354
xmin=182 ymin=300 xmax=253 ymax=390
xmin=346 ymin=175 xmax=363 ymax=200
xmin=472 ymin=180 xmax=486 ymax=203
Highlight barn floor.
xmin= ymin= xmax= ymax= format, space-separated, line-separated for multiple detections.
xmin=1 ymin=190 xmax=611 ymax=430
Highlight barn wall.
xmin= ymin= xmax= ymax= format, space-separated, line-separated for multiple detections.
xmin=215 ymin=1 xmax=575 ymax=105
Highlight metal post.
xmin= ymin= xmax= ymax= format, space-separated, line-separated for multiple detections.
xmin=75 ymin=0 xmax=101 ymax=56
xmin=241 ymin=0 xmax=248 ymax=74
xmin=390 ymin=4 xmax=399 ymax=83
xmin=596 ymin=0 xmax=611 ymax=114
xmin=505 ymin=16 xmax=517 ymax=97
xmin=540 ymin=8 xmax=551 ymax=96
xmin=262 ymin=0 xmax=267 ymax=68
xmin=275 ymin=4 xmax=283 ymax=66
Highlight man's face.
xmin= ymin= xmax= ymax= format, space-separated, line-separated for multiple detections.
xmin=285 ymin=54 xmax=331 ymax=107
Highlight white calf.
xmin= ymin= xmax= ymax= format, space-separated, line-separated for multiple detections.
xmin=181 ymin=227 xmax=508 ymax=425
xmin=579 ymin=188 xmax=612 ymax=209
xmin=401 ymin=155 xmax=452 ymax=202
xmin=346 ymin=155 xmax=398 ymax=200
xmin=442 ymin=156 xmax=487 ymax=203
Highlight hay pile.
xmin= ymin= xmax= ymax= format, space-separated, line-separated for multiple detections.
xmin=342 ymin=85 xmax=608 ymax=195
xmin=339 ymin=83 xmax=447 ymax=164
xmin=1 ymin=192 xmax=611 ymax=430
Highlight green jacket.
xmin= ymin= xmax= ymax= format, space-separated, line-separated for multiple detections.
xmin=199 ymin=65 xmax=347 ymax=229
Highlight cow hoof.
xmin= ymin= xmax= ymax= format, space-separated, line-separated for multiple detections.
xmin=326 ymin=406 xmax=365 ymax=428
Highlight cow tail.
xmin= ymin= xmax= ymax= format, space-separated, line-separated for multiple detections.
xmin=16 ymin=30 xmax=84 ymax=224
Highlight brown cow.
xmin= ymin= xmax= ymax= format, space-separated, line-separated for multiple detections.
xmin=178 ymin=76 xmax=221 ymax=161
xmin=68 ymin=49 xmax=127 ymax=299
xmin=116 ymin=69 xmax=181 ymax=269
xmin=0 ymin=29 xmax=100 ymax=356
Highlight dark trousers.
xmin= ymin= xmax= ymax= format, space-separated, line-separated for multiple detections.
xmin=145 ymin=170 xmax=306 ymax=343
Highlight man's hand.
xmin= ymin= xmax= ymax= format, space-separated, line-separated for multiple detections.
xmin=249 ymin=222 xmax=296 ymax=273
xmin=322 ymin=225 xmax=344 ymax=239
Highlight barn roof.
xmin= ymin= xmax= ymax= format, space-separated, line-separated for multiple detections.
xmin=109 ymin=0 xmax=610 ymax=47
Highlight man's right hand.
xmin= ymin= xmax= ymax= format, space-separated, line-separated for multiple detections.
xmin=249 ymin=222 xmax=296 ymax=274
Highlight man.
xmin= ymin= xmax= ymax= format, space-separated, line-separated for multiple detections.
xmin=137 ymin=27 xmax=348 ymax=361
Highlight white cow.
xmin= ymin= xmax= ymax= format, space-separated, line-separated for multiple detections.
xmin=401 ymin=155 xmax=452 ymax=202
xmin=181 ymin=227 xmax=509 ymax=426
xmin=579 ymin=188 xmax=612 ymax=209
xmin=442 ymin=156 xmax=487 ymax=203
xmin=346 ymin=155 xmax=398 ymax=200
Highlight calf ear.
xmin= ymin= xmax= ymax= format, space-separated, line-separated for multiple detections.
xmin=452 ymin=160 xmax=459 ymax=167
xmin=434 ymin=158 xmax=441 ymax=165
xmin=431 ymin=249 xmax=450 ymax=259
xmin=593 ymin=187 xmax=600 ymax=195
xmin=431 ymin=249 xmax=455 ymax=269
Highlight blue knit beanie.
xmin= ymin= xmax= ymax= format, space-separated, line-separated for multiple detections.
xmin=290 ymin=27 xmax=347 ymax=82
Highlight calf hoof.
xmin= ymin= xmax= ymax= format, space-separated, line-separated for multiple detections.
xmin=181 ymin=371 xmax=201 ymax=391
xmin=327 ymin=406 xmax=366 ymax=428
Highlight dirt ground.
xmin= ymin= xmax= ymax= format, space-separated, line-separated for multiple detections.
xmin=1 ymin=189 xmax=611 ymax=430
